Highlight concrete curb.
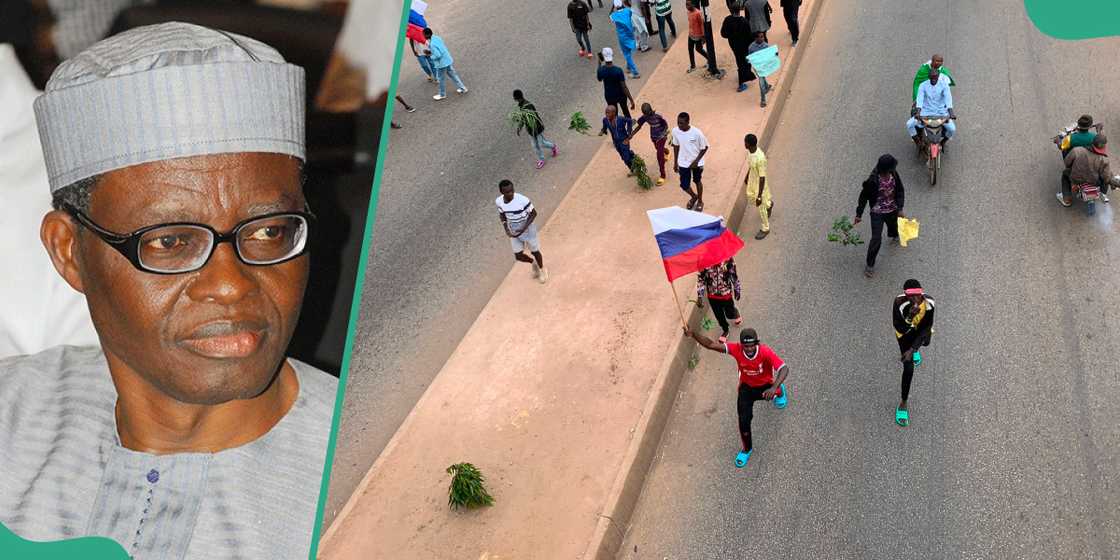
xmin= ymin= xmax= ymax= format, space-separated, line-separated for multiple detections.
xmin=582 ymin=1 xmax=830 ymax=558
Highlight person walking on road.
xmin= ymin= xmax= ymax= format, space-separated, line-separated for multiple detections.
xmin=568 ymin=0 xmax=595 ymax=59
xmin=685 ymin=327 xmax=789 ymax=469
xmin=512 ymin=90 xmax=559 ymax=170
xmin=609 ymin=0 xmax=642 ymax=78
xmin=685 ymin=0 xmax=710 ymax=73
xmin=497 ymin=180 xmax=549 ymax=283
xmin=597 ymin=48 xmax=636 ymax=118
xmin=696 ymin=258 xmax=743 ymax=342
xmin=653 ymin=0 xmax=678 ymax=52
xmin=747 ymin=32 xmax=774 ymax=106
xmin=639 ymin=0 xmax=657 ymax=38
xmin=627 ymin=102 xmax=672 ymax=185
xmin=408 ymin=37 xmax=435 ymax=82
xmin=600 ymin=105 xmax=636 ymax=174
xmin=780 ymin=0 xmax=801 ymax=45
xmin=671 ymin=112 xmax=709 ymax=211
xmin=423 ymin=28 xmax=468 ymax=100
xmin=629 ymin=0 xmax=652 ymax=52
xmin=743 ymin=134 xmax=773 ymax=239
xmin=854 ymin=154 xmax=906 ymax=278
xmin=743 ymin=0 xmax=772 ymax=42
xmin=893 ymin=279 xmax=935 ymax=427
xmin=721 ymin=5 xmax=757 ymax=92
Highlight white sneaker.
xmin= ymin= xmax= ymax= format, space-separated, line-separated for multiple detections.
xmin=531 ymin=262 xmax=540 ymax=278
xmin=538 ymin=267 xmax=549 ymax=284
xmin=1103 ymin=193 xmax=1111 ymax=203
xmin=433 ymin=94 xmax=447 ymax=100
xmin=456 ymin=87 xmax=468 ymax=94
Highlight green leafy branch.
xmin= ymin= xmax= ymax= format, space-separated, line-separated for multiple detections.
xmin=630 ymin=154 xmax=654 ymax=190
xmin=827 ymin=216 xmax=864 ymax=246
xmin=569 ymin=111 xmax=591 ymax=134
xmin=446 ymin=462 xmax=494 ymax=510
xmin=508 ymin=107 xmax=543 ymax=133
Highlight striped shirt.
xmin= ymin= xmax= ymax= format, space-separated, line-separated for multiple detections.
xmin=0 ymin=345 xmax=337 ymax=559
xmin=497 ymin=193 xmax=535 ymax=232
xmin=655 ymin=0 xmax=673 ymax=16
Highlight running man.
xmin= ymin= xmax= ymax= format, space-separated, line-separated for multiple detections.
xmin=893 ymin=279 xmax=934 ymax=427
xmin=626 ymin=103 xmax=672 ymax=185
xmin=497 ymin=180 xmax=548 ymax=283
xmin=670 ymin=112 xmax=709 ymax=211
xmin=685 ymin=327 xmax=789 ymax=469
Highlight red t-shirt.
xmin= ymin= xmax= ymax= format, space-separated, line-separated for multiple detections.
xmin=725 ymin=342 xmax=785 ymax=387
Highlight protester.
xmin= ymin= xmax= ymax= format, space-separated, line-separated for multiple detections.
xmin=747 ymin=31 xmax=774 ymax=106
xmin=409 ymin=37 xmax=435 ymax=82
xmin=685 ymin=0 xmax=709 ymax=73
xmin=671 ymin=112 xmax=710 ymax=211
xmin=1060 ymin=135 xmax=1113 ymax=206
xmin=610 ymin=0 xmax=642 ymax=78
xmin=568 ymin=0 xmax=595 ymax=59
xmin=628 ymin=0 xmax=652 ymax=52
xmin=497 ymin=180 xmax=549 ymax=283
xmin=513 ymin=89 xmax=560 ymax=170
xmin=600 ymin=104 xmax=636 ymax=174
xmin=892 ymin=279 xmax=935 ymax=427
xmin=721 ymin=5 xmax=757 ymax=92
xmin=424 ymin=27 xmax=468 ymax=101
xmin=854 ymin=154 xmax=906 ymax=277
xmin=780 ymin=0 xmax=801 ymax=45
xmin=627 ymin=102 xmax=673 ymax=185
xmin=685 ymin=327 xmax=790 ymax=469
xmin=653 ymin=0 xmax=678 ymax=52
xmin=597 ymin=47 xmax=636 ymax=119
xmin=744 ymin=0 xmax=772 ymax=42
xmin=0 ymin=23 xmax=336 ymax=557
xmin=911 ymin=54 xmax=955 ymax=103
xmin=743 ymin=134 xmax=773 ymax=239
xmin=696 ymin=258 xmax=743 ymax=342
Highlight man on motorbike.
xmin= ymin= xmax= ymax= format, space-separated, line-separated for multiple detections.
xmin=912 ymin=54 xmax=955 ymax=103
xmin=1060 ymin=134 xmax=1113 ymax=206
xmin=1058 ymin=115 xmax=1102 ymax=157
xmin=908 ymin=68 xmax=956 ymax=149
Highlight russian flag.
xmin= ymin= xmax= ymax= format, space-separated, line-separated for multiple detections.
xmin=405 ymin=0 xmax=428 ymax=42
xmin=647 ymin=207 xmax=745 ymax=282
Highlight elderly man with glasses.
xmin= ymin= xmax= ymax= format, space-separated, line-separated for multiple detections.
xmin=0 ymin=22 xmax=336 ymax=559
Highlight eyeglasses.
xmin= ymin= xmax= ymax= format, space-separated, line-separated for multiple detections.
xmin=63 ymin=205 xmax=315 ymax=275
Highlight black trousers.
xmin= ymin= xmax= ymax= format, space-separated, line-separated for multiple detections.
xmin=688 ymin=37 xmax=708 ymax=68
xmin=898 ymin=331 xmax=931 ymax=401
xmin=731 ymin=47 xmax=757 ymax=84
xmin=606 ymin=97 xmax=632 ymax=119
xmin=737 ymin=383 xmax=780 ymax=452
xmin=783 ymin=5 xmax=800 ymax=42
xmin=866 ymin=211 xmax=898 ymax=268
xmin=708 ymin=296 xmax=740 ymax=334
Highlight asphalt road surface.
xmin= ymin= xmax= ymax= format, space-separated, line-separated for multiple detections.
xmin=324 ymin=0 xmax=686 ymax=526
xmin=618 ymin=0 xmax=1120 ymax=558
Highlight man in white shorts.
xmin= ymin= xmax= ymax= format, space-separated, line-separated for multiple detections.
xmin=497 ymin=179 xmax=548 ymax=283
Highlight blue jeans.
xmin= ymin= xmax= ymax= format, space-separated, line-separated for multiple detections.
xmin=619 ymin=43 xmax=639 ymax=75
xmin=574 ymin=29 xmax=592 ymax=52
xmin=435 ymin=65 xmax=466 ymax=97
xmin=613 ymin=140 xmax=635 ymax=168
xmin=416 ymin=54 xmax=434 ymax=78
xmin=530 ymin=133 xmax=556 ymax=161
xmin=759 ymin=76 xmax=770 ymax=104
xmin=656 ymin=13 xmax=677 ymax=49
xmin=907 ymin=116 xmax=956 ymax=139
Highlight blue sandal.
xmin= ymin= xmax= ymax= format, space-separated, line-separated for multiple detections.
xmin=913 ymin=351 xmax=922 ymax=367
xmin=895 ymin=407 xmax=909 ymax=427
xmin=735 ymin=450 xmax=752 ymax=468
xmin=773 ymin=383 xmax=788 ymax=409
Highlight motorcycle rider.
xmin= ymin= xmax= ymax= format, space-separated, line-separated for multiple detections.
xmin=1059 ymin=134 xmax=1113 ymax=206
xmin=1058 ymin=114 xmax=1103 ymax=157
xmin=912 ymin=54 xmax=955 ymax=104
xmin=908 ymin=67 xmax=956 ymax=150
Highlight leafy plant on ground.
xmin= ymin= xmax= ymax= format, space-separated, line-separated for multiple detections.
xmin=569 ymin=111 xmax=591 ymax=134
xmin=700 ymin=317 xmax=716 ymax=331
xmin=827 ymin=216 xmax=864 ymax=246
xmin=688 ymin=352 xmax=700 ymax=370
xmin=630 ymin=154 xmax=654 ymax=190
xmin=507 ymin=107 xmax=542 ymax=133
xmin=446 ymin=462 xmax=494 ymax=510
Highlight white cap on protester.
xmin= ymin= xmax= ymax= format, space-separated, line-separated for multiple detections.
xmin=33 ymin=22 xmax=306 ymax=193
xmin=613 ymin=0 xmax=623 ymax=7
xmin=601 ymin=47 xmax=614 ymax=62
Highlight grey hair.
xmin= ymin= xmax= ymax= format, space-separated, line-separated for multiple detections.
xmin=51 ymin=175 xmax=100 ymax=213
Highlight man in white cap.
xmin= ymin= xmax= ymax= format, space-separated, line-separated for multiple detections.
xmin=596 ymin=46 xmax=636 ymax=119
xmin=0 ymin=22 xmax=336 ymax=559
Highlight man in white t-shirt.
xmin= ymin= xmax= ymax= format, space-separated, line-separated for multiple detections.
xmin=670 ymin=111 xmax=710 ymax=212
xmin=496 ymin=179 xmax=548 ymax=284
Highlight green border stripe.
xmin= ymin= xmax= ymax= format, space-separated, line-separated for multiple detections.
xmin=308 ymin=2 xmax=413 ymax=558
xmin=1024 ymin=0 xmax=1120 ymax=39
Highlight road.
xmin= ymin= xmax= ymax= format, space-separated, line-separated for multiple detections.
xmin=619 ymin=0 xmax=1120 ymax=558
xmin=324 ymin=0 xmax=684 ymax=526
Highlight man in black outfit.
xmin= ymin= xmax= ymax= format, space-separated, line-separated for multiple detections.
xmin=854 ymin=154 xmax=906 ymax=278
xmin=780 ymin=0 xmax=801 ymax=45
xmin=720 ymin=5 xmax=757 ymax=92
xmin=892 ymin=279 xmax=934 ymax=427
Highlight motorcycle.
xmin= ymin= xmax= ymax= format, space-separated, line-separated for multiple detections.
xmin=915 ymin=115 xmax=949 ymax=186
xmin=1052 ymin=123 xmax=1106 ymax=216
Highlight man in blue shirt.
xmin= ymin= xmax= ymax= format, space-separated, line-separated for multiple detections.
xmin=423 ymin=27 xmax=468 ymax=101
xmin=599 ymin=104 xmax=636 ymax=173
xmin=609 ymin=0 xmax=641 ymax=78
xmin=907 ymin=68 xmax=956 ymax=148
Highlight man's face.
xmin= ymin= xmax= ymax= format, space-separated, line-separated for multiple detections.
xmin=606 ymin=106 xmax=617 ymax=120
xmin=74 ymin=152 xmax=309 ymax=405
xmin=909 ymin=294 xmax=924 ymax=308
xmin=678 ymin=116 xmax=690 ymax=130
xmin=928 ymin=69 xmax=939 ymax=85
xmin=743 ymin=342 xmax=758 ymax=355
xmin=641 ymin=105 xmax=653 ymax=117
xmin=745 ymin=139 xmax=756 ymax=152
xmin=931 ymin=55 xmax=943 ymax=69
xmin=500 ymin=185 xmax=515 ymax=202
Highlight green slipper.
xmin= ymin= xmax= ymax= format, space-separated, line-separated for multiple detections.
xmin=895 ymin=407 xmax=909 ymax=427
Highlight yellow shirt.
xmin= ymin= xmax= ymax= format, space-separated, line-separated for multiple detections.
xmin=745 ymin=148 xmax=767 ymax=198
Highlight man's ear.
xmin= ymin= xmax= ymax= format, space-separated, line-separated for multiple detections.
xmin=40 ymin=210 xmax=87 ymax=294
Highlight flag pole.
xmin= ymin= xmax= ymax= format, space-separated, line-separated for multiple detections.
xmin=668 ymin=278 xmax=688 ymax=328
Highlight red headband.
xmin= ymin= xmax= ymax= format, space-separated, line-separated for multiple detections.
xmin=904 ymin=288 xmax=924 ymax=296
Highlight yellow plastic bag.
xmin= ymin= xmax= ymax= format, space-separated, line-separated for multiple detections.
xmin=898 ymin=217 xmax=919 ymax=247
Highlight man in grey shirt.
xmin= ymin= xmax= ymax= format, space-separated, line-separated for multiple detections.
xmin=0 ymin=22 xmax=337 ymax=559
